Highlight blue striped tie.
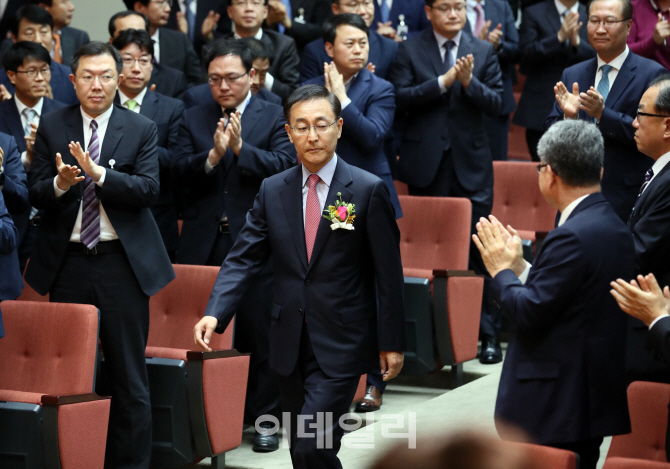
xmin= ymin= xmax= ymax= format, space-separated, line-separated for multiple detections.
xmin=595 ymin=65 xmax=612 ymax=122
xmin=185 ymin=0 xmax=196 ymax=42
xmin=80 ymin=120 xmax=100 ymax=249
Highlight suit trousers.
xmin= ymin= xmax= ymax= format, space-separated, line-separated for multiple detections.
xmin=547 ymin=437 xmax=603 ymax=469
xmin=408 ymin=150 xmax=501 ymax=341
xmin=49 ymin=242 xmax=151 ymax=469
xmin=485 ymin=114 xmax=510 ymax=161
xmin=278 ymin=322 xmax=360 ymax=469
xmin=525 ymin=129 xmax=544 ymax=162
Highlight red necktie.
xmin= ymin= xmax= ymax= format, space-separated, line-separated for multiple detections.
xmin=305 ymin=174 xmax=321 ymax=262
xmin=53 ymin=34 xmax=62 ymax=64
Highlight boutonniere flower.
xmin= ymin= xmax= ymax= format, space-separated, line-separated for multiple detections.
xmin=323 ymin=192 xmax=356 ymax=231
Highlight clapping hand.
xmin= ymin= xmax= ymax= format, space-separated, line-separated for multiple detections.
xmin=201 ymin=10 xmax=220 ymax=42
xmin=454 ymin=54 xmax=475 ymax=89
xmin=654 ymin=13 xmax=670 ymax=46
xmin=478 ymin=20 xmax=492 ymax=40
xmin=366 ymin=62 xmax=376 ymax=74
xmin=324 ymin=62 xmax=347 ymax=103
xmin=267 ymin=0 xmax=291 ymax=28
xmin=472 ymin=215 xmax=525 ymax=278
xmin=611 ymin=274 xmax=670 ymax=326
xmin=0 ymin=84 xmax=11 ymax=102
xmin=558 ymin=11 xmax=582 ymax=47
xmin=377 ymin=21 xmax=400 ymax=41
xmin=55 ymin=152 xmax=84 ymax=191
xmin=578 ymin=86 xmax=605 ymax=120
xmin=25 ymin=123 xmax=37 ymax=164
xmin=554 ymin=81 xmax=580 ymax=118
xmin=176 ymin=11 xmax=188 ymax=34
xmin=488 ymin=23 xmax=503 ymax=48
xmin=227 ymin=111 xmax=243 ymax=156
xmin=68 ymin=141 xmax=103 ymax=182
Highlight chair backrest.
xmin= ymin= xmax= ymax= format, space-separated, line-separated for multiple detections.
xmin=147 ymin=264 xmax=233 ymax=351
xmin=16 ymin=283 xmax=49 ymax=302
xmin=604 ymin=457 xmax=670 ymax=469
xmin=492 ymin=161 xmax=557 ymax=233
xmin=394 ymin=180 xmax=409 ymax=196
xmin=397 ymin=196 xmax=471 ymax=271
xmin=0 ymin=301 xmax=99 ymax=395
xmin=512 ymin=442 xmax=577 ymax=469
xmin=608 ymin=381 xmax=670 ymax=462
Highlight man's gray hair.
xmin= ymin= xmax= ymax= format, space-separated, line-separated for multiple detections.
xmin=538 ymin=120 xmax=603 ymax=187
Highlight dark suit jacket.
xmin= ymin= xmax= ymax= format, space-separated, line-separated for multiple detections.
xmin=388 ymin=29 xmax=503 ymax=190
xmin=167 ymin=0 xmax=231 ymax=54
xmin=493 ymin=193 xmax=633 ymax=444
xmin=300 ymin=30 xmax=398 ymax=82
xmin=115 ymin=90 xmax=184 ymax=252
xmin=150 ymin=63 xmax=188 ymax=99
xmin=0 ymin=97 xmax=66 ymax=153
xmin=373 ymin=0 xmax=431 ymax=38
xmin=650 ymin=316 xmax=670 ymax=363
xmin=304 ymin=68 xmax=402 ymax=217
xmin=159 ymin=27 xmax=205 ymax=86
xmin=266 ymin=0 xmax=333 ymax=52
xmin=0 ymin=0 xmax=21 ymax=41
xmin=173 ymin=96 xmax=296 ymax=264
xmin=0 ymin=61 xmax=78 ymax=105
xmin=182 ymin=83 xmax=282 ymax=108
xmin=0 ymin=190 xmax=20 ymax=338
xmin=546 ymin=53 xmax=666 ymax=221
xmin=26 ymin=104 xmax=175 ymax=297
xmin=59 ymin=26 xmax=90 ymax=66
xmin=204 ymin=158 xmax=406 ymax=377
xmin=464 ymin=0 xmax=519 ymax=115
xmin=513 ymin=0 xmax=594 ymax=130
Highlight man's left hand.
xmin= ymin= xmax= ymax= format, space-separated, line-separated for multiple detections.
xmin=68 ymin=141 xmax=103 ymax=182
xmin=611 ymin=274 xmax=670 ymax=326
xmin=488 ymin=23 xmax=503 ymax=48
xmin=201 ymin=11 xmax=221 ymax=42
xmin=324 ymin=62 xmax=347 ymax=104
xmin=473 ymin=215 xmax=524 ymax=277
xmin=267 ymin=0 xmax=291 ymax=28
xmin=227 ymin=111 xmax=243 ymax=156
xmin=380 ymin=351 xmax=404 ymax=381
xmin=579 ymin=86 xmax=605 ymax=121
xmin=454 ymin=55 xmax=474 ymax=89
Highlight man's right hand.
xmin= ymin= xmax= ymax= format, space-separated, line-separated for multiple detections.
xmin=194 ymin=316 xmax=219 ymax=352
xmin=25 ymin=123 xmax=37 ymax=164
xmin=55 ymin=152 xmax=84 ymax=191
xmin=0 ymin=84 xmax=11 ymax=102
xmin=554 ymin=81 xmax=580 ymax=118
xmin=208 ymin=118 xmax=231 ymax=166
xmin=654 ymin=13 xmax=670 ymax=45
xmin=441 ymin=66 xmax=458 ymax=89
xmin=558 ymin=11 xmax=580 ymax=43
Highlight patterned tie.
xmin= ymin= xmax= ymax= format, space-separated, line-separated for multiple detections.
xmin=185 ymin=0 xmax=196 ymax=42
xmin=595 ymin=65 xmax=613 ymax=122
xmin=637 ymin=168 xmax=654 ymax=200
xmin=305 ymin=174 xmax=321 ymax=262
xmin=474 ymin=3 xmax=486 ymax=36
xmin=80 ymin=120 xmax=101 ymax=249
xmin=125 ymin=99 xmax=138 ymax=112
xmin=52 ymin=33 xmax=62 ymax=64
xmin=23 ymin=108 xmax=37 ymax=136
xmin=380 ymin=0 xmax=390 ymax=24
xmin=152 ymin=40 xmax=158 ymax=64
xmin=278 ymin=0 xmax=293 ymax=34
xmin=443 ymin=40 xmax=455 ymax=72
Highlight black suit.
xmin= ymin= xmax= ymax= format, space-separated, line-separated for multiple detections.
xmin=0 ymin=190 xmax=19 ymax=339
xmin=265 ymin=0 xmax=333 ymax=53
xmin=149 ymin=63 xmax=188 ymax=99
xmin=27 ymin=104 xmax=175 ymax=469
xmin=58 ymin=26 xmax=90 ymax=66
xmin=0 ymin=0 xmax=21 ymax=41
xmin=204 ymin=157 xmax=405 ymax=468
xmin=182 ymin=82 xmax=282 ymax=108
xmin=647 ymin=315 xmax=670 ymax=462
xmin=167 ymin=0 xmax=231 ymax=54
xmin=158 ymin=27 xmax=205 ymax=86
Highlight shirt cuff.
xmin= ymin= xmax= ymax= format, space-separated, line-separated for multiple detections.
xmin=53 ymin=176 xmax=68 ymax=196
xmin=21 ymin=151 xmax=31 ymax=172
xmin=96 ymin=168 xmax=106 ymax=186
xmin=438 ymin=77 xmax=447 ymax=94
xmin=518 ymin=261 xmax=532 ymax=284
xmin=341 ymin=98 xmax=351 ymax=110
xmin=205 ymin=157 xmax=216 ymax=173
xmin=264 ymin=73 xmax=275 ymax=91
xmin=649 ymin=314 xmax=670 ymax=331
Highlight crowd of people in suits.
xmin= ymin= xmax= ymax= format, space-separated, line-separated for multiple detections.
xmin=1 ymin=0 xmax=670 ymax=467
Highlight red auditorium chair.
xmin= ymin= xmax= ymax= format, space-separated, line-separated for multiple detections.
xmin=396 ymin=195 xmax=484 ymax=387
xmin=510 ymin=442 xmax=577 ymax=469
xmin=604 ymin=458 xmax=670 ymax=468
xmin=0 ymin=300 xmax=110 ymax=469
xmin=607 ymin=381 xmax=670 ymax=463
xmin=394 ymin=180 xmax=409 ymax=196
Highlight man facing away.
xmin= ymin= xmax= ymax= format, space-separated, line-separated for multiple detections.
xmin=474 ymin=119 xmax=633 ymax=469
xmin=194 ymin=84 xmax=406 ymax=469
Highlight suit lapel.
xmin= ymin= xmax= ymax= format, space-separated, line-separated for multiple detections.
xmin=346 ymin=70 xmax=369 ymax=108
xmin=60 ymin=29 xmax=75 ymax=61
xmin=545 ymin=3 xmax=562 ymax=33
xmin=577 ymin=59 xmax=598 ymax=120
xmin=422 ymin=30 xmax=445 ymax=77
xmin=6 ymin=101 xmax=24 ymax=146
xmin=140 ymin=90 xmax=159 ymax=121
xmin=606 ymin=54 xmax=635 ymax=109
xmin=630 ymin=162 xmax=670 ymax=221
xmin=280 ymin=166 xmax=308 ymax=270
xmin=241 ymin=95 xmax=262 ymax=141
xmin=99 ymin=106 xmax=123 ymax=167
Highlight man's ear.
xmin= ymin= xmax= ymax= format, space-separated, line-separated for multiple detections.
xmin=325 ymin=41 xmax=334 ymax=59
xmin=6 ymin=70 xmax=16 ymax=86
xmin=664 ymin=118 xmax=670 ymax=140
xmin=284 ymin=123 xmax=294 ymax=144
xmin=69 ymin=73 xmax=76 ymax=86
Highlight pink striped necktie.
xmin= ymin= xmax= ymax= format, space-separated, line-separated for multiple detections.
xmin=474 ymin=3 xmax=486 ymax=36
xmin=80 ymin=119 xmax=100 ymax=249
xmin=305 ymin=174 xmax=321 ymax=262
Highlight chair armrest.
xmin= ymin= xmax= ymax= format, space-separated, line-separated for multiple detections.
xmin=186 ymin=349 xmax=248 ymax=361
xmin=433 ymin=270 xmax=479 ymax=278
xmin=41 ymin=393 xmax=110 ymax=406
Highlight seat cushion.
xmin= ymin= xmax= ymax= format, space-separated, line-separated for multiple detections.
xmin=0 ymin=389 xmax=44 ymax=405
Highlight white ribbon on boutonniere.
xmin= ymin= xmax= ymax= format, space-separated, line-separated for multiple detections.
xmin=323 ymin=192 xmax=355 ymax=231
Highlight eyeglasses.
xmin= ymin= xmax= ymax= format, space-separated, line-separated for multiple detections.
xmin=150 ymin=0 xmax=173 ymax=6
xmin=432 ymin=3 xmax=466 ymax=12
xmin=122 ymin=57 xmax=152 ymax=68
xmin=636 ymin=110 xmax=670 ymax=119
xmin=208 ymin=72 xmax=249 ymax=86
xmin=341 ymin=0 xmax=374 ymax=8
xmin=288 ymin=119 xmax=338 ymax=135
xmin=588 ymin=17 xmax=631 ymax=28
xmin=76 ymin=74 xmax=117 ymax=85
xmin=231 ymin=0 xmax=264 ymax=6
xmin=537 ymin=163 xmax=548 ymax=173
xmin=16 ymin=67 xmax=51 ymax=79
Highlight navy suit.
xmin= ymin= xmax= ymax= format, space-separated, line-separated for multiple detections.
xmin=372 ymin=0 xmax=431 ymax=38
xmin=149 ymin=63 xmax=188 ymax=99
xmin=304 ymin=68 xmax=402 ymax=217
xmin=0 ymin=61 xmax=78 ymax=105
xmin=546 ymin=52 xmax=666 ymax=222
xmin=158 ymin=27 xmax=205 ymax=87
xmin=300 ymin=31 xmax=398 ymax=82
xmin=59 ymin=26 xmax=90 ymax=66
xmin=647 ymin=316 xmax=670 ymax=462
xmin=167 ymin=0 xmax=230 ymax=54
xmin=204 ymin=157 xmax=405 ymax=468
xmin=493 ymin=193 xmax=632 ymax=457
xmin=182 ymin=82 xmax=281 ymax=108
xmin=0 ymin=190 xmax=20 ymax=338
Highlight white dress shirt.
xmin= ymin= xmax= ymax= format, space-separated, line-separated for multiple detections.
xmin=204 ymin=91 xmax=252 ymax=172
xmin=151 ymin=29 xmax=161 ymax=63
xmin=644 ymin=150 xmax=670 ymax=191
xmin=301 ymin=154 xmax=338 ymax=225
xmin=554 ymin=0 xmax=579 ymax=17
xmin=15 ymin=95 xmax=44 ymax=171
xmin=118 ymin=87 xmax=148 ymax=114
xmin=595 ymin=46 xmax=629 ymax=95
xmin=53 ymin=105 xmax=118 ymax=242
xmin=435 ymin=30 xmax=463 ymax=93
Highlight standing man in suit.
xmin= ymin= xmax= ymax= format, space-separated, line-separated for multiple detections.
xmin=466 ymin=0 xmax=519 ymax=161
xmin=26 ymin=42 xmax=175 ymax=469
xmin=173 ymin=40 xmax=295 ymax=452
xmin=300 ymin=0 xmax=398 ymax=82
xmin=474 ymin=119 xmax=633 ymax=469
xmin=26 ymin=0 xmax=89 ymax=65
xmin=167 ymin=0 xmax=231 ymax=54
xmin=127 ymin=0 xmax=205 ymax=87
xmin=513 ymin=0 xmax=594 ymax=161
xmin=0 ymin=188 xmax=20 ymax=339
xmin=264 ymin=0 xmax=333 ymax=52
xmin=109 ymin=10 xmax=188 ymax=99
xmin=193 ymin=84 xmax=406 ymax=469
xmin=112 ymin=29 xmax=184 ymax=262
xmin=374 ymin=0 xmax=432 ymax=40
xmin=388 ymin=0 xmax=504 ymax=362
xmin=546 ymin=0 xmax=666 ymax=222
xmin=221 ymin=0 xmax=301 ymax=101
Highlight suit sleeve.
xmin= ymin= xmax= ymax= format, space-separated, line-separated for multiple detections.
xmin=544 ymin=69 xmax=568 ymax=130
xmin=160 ymin=100 xmax=185 ymax=170
xmin=497 ymin=1 xmax=520 ymax=63
xmin=462 ymin=44 xmax=503 ymax=116
xmin=492 ymin=229 xmax=585 ymax=333
xmin=204 ymin=179 xmax=272 ymax=331
xmin=0 ymin=191 xmax=17 ymax=255
xmin=388 ymin=41 xmax=443 ymax=110
xmin=631 ymin=187 xmax=670 ymax=279
xmin=649 ymin=316 xmax=670 ymax=363
xmin=1 ymin=135 xmax=30 ymax=214
xmin=340 ymin=80 xmax=395 ymax=154
xmin=236 ymin=112 xmax=297 ymax=179
xmin=29 ymin=120 xmax=74 ymax=211
xmin=270 ymin=39 xmax=301 ymax=100
xmin=96 ymin=120 xmax=160 ymax=208
xmin=299 ymin=44 xmax=325 ymax=83
xmin=366 ymin=180 xmax=406 ymax=351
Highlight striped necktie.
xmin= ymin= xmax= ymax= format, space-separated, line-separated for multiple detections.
xmin=80 ymin=120 xmax=101 ymax=249
xmin=22 ymin=108 xmax=37 ymax=136
xmin=305 ymin=174 xmax=321 ymax=262
xmin=185 ymin=0 xmax=196 ymax=42
xmin=595 ymin=65 xmax=613 ymax=122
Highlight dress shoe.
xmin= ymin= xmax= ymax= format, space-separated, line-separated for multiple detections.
xmin=355 ymin=385 xmax=383 ymax=412
xmin=252 ymin=421 xmax=279 ymax=452
xmin=479 ymin=337 xmax=503 ymax=364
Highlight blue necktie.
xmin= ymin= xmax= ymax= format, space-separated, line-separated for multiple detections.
xmin=380 ymin=0 xmax=390 ymax=24
xmin=278 ymin=0 xmax=292 ymax=34
xmin=443 ymin=40 xmax=454 ymax=72
xmin=595 ymin=65 xmax=612 ymax=122
xmin=185 ymin=0 xmax=196 ymax=42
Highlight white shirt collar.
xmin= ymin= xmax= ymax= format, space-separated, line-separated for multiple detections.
xmin=302 ymin=153 xmax=338 ymax=188
xmin=554 ymin=0 xmax=579 ymax=16
xmin=14 ymin=95 xmax=44 ymax=117
xmin=558 ymin=194 xmax=590 ymax=226
xmin=80 ymin=104 xmax=113 ymax=130
xmin=344 ymin=71 xmax=360 ymax=91
xmin=221 ymin=90 xmax=252 ymax=115
xmin=433 ymin=29 xmax=463 ymax=50
xmin=233 ymin=26 xmax=263 ymax=40
xmin=118 ymin=86 xmax=148 ymax=107
xmin=151 ymin=29 xmax=159 ymax=44
xmin=650 ymin=150 xmax=670 ymax=180
xmin=597 ymin=46 xmax=629 ymax=72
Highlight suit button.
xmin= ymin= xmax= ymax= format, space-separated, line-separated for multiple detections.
xmin=298 ymin=309 xmax=303 ymax=315
xmin=305 ymin=279 xmax=311 ymax=286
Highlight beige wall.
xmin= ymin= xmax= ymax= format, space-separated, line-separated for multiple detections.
xmin=69 ymin=0 xmax=129 ymax=42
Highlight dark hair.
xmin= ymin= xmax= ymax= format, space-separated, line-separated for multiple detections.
xmin=538 ymin=120 xmax=603 ymax=187
xmin=323 ymin=13 xmax=369 ymax=44
xmin=587 ymin=0 xmax=633 ymax=20
xmin=2 ymin=40 xmax=51 ymax=73
xmin=284 ymin=85 xmax=342 ymax=122
xmin=109 ymin=11 xmax=150 ymax=37
xmin=239 ymin=37 xmax=271 ymax=63
xmin=71 ymin=41 xmax=124 ymax=75
xmin=205 ymin=39 xmax=253 ymax=71
xmin=424 ymin=0 xmax=439 ymax=7
xmin=26 ymin=0 xmax=53 ymax=6
xmin=649 ymin=74 xmax=670 ymax=115
xmin=124 ymin=0 xmax=151 ymax=8
xmin=10 ymin=5 xmax=54 ymax=37
xmin=112 ymin=29 xmax=154 ymax=58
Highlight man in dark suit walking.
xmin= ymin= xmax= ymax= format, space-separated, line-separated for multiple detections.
xmin=193 ymin=84 xmax=406 ymax=469
xmin=174 ymin=39 xmax=295 ymax=452
xmin=26 ymin=41 xmax=175 ymax=469
xmin=474 ymin=119 xmax=633 ymax=469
